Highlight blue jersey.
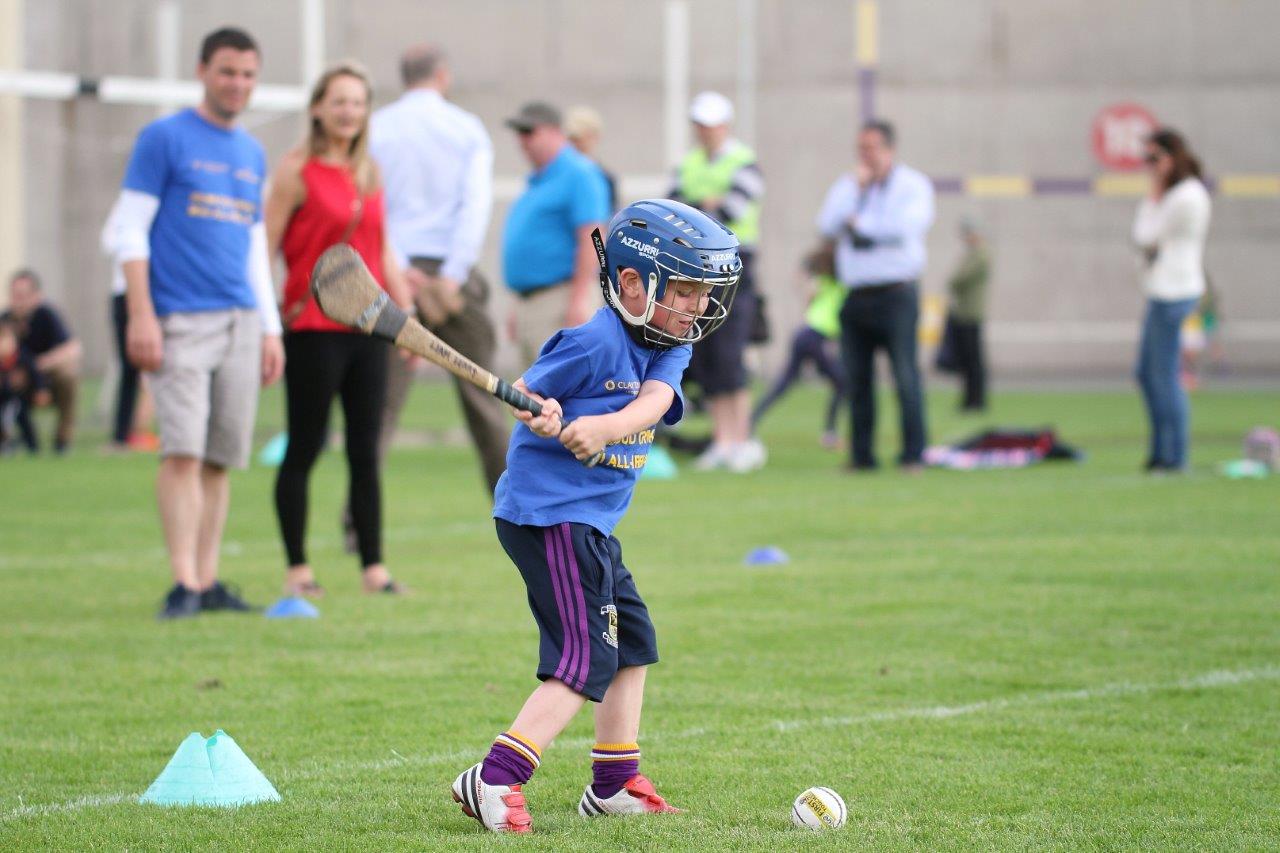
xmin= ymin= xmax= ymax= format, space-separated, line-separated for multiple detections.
xmin=502 ymin=144 xmax=609 ymax=291
xmin=122 ymin=108 xmax=267 ymax=317
xmin=493 ymin=308 xmax=690 ymax=535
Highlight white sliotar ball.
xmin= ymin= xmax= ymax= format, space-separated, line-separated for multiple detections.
xmin=791 ymin=786 xmax=847 ymax=830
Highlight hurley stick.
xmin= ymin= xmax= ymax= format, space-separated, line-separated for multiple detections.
xmin=310 ymin=244 xmax=604 ymax=466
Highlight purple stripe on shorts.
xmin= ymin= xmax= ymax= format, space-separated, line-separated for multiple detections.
xmin=559 ymin=523 xmax=592 ymax=692
xmin=543 ymin=528 xmax=577 ymax=686
xmin=552 ymin=526 xmax=585 ymax=688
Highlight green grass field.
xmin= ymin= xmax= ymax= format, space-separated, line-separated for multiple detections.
xmin=2 ymin=381 xmax=1278 ymax=850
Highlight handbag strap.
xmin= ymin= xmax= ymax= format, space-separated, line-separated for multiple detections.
xmin=336 ymin=194 xmax=365 ymax=245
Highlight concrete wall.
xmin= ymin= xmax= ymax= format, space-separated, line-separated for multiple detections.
xmin=12 ymin=0 xmax=1280 ymax=385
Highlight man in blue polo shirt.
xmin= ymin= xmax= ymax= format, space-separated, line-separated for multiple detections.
xmin=502 ymin=101 xmax=610 ymax=366
xmin=110 ymin=27 xmax=284 ymax=619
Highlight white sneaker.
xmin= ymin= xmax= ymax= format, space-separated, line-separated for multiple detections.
xmin=578 ymin=774 xmax=682 ymax=816
xmin=727 ymin=439 xmax=767 ymax=473
xmin=693 ymin=442 xmax=731 ymax=471
xmin=451 ymin=762 xmax=533 ymax=834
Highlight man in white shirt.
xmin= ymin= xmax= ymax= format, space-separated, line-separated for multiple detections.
xmin=817 ymin=120 xmax=935 ymax=471
xmin=368 ymin=44 xmax=508 ymax=495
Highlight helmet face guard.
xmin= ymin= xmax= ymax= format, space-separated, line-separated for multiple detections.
xmin=595 ymin=200 xmax=743 ymax=351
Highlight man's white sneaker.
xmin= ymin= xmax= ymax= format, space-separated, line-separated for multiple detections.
xmin=693 ymin=442 xmax=731 ymax=471
xmin=578 ymin=774 xmax=681 ymax=816
xmin=451 ymin=762 xmax=533 ymax=834
xmin=727 ymin=438 xmax=767 ymax=473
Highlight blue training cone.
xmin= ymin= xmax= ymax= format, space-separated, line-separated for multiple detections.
xmin=744 ymin=546 xmax=790 ymax=566
xmin=1220 ymin=459 xmax=1269 ymax=479
xmin=265 ymin=596 xmax=319 ymax=619
xmin=139 ymin=730 xmax=281 ymax=807
xmin=257 ymin=431 xmax=289 ymax=467
xmin=640 ymin=444 xmax=679 ymax=480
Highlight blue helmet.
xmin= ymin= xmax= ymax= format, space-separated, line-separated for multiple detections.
xmin=593 ymin=199 xmax=742 ymax=350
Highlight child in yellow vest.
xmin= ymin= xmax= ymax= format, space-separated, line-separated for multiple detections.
xmin=751 ymin=246 xmax=847 ymax=448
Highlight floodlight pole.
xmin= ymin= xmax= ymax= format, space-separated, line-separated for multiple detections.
xmin=0 ymin=0 xmax=23 ymax=285
xmin=664 ymin=0 xmax=690 ymax=171
xmin=737 ymin=0 xmax=757 ymax=148
xmin=155 ymin=0 xmax=179 ymax=117
xmin=301 ymin=0 xmax=325 ymax=90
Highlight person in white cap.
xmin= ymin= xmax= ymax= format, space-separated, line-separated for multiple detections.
xmin=667 ymin=91 xmax=766 ymax=473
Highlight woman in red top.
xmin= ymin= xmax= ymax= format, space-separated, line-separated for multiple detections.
xmin=264 ymin=62 xmax=411 ymax=596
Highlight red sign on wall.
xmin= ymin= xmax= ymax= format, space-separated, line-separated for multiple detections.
xmin=1091 ymin=103 xmax=1159 ymax=171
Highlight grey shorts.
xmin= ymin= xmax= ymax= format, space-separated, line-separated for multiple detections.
xmin=152 ymin=308 xmax=261 ymax=468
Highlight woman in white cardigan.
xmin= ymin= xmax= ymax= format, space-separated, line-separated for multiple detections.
xmin=1131 ymin=128 xmax=1211 ymax=472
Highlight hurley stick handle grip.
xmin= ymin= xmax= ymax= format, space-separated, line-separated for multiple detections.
xmin=493 ymin=378 xmax=543 ymax=418
xmin=495 ymin=381 xmax=605 ymax=468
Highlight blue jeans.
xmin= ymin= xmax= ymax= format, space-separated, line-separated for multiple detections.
xmin=1135 ymin=297 xmax=1198 ymax=469
xmin=840 ymin=282 xmax=927 ymax=467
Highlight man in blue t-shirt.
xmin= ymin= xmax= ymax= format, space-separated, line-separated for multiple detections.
xmin=450 ymin=200 xmax=743 ymax=835
xmin=501 ymin=101 xmax=610 ymax=366
xmin=109 ymin=27 xmax=284 ymax=620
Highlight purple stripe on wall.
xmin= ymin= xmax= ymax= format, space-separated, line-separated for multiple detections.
xmin=931 ymin=176 xmax=964 ymax=194
xmin=1032 ymin=177 xmax=1094 ymax=194
xmin=930 ymin=175 xmax=1165 ymax=196
xmin=858 ymin=68 xmax=876 ymax=123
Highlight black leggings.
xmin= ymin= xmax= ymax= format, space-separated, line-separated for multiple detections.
xmin=275 ymin=332 xmax=388 ymax=569
xmin=751 ymin=325 xmax=846 ymax=432
xmin=111 ymin=294 xmax=141 ymax=444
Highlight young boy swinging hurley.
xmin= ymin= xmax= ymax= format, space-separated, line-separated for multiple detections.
xmin=451 ymin=199 xmax=742 ymax=833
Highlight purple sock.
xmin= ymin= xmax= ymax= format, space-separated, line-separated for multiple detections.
xmin=591 ymin=743 xmax=640 ymax=799
xmin=480 ymin=731 xmax=540 ymax=787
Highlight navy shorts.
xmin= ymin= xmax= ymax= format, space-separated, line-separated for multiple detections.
xmin=685 ymin=251 xmax=756 ymax=396
xmin=496 ymin=519 xmax=658 ymax=702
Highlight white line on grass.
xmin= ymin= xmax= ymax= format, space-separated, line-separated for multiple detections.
xmin=2 ymin=793 xmax=133 ymax=819
xmin=764 ymin=667 xmax=1280 ymax=733
xmin=0 ymin=520 xmax=490 ymax=572
xmin=4 ymin=664 xmax=1276 ymax=822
